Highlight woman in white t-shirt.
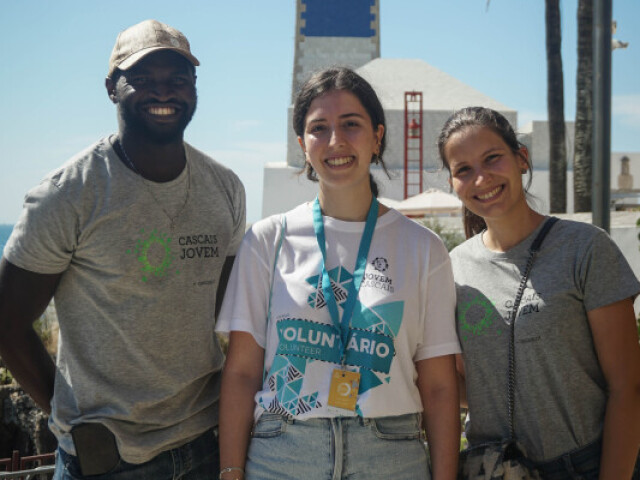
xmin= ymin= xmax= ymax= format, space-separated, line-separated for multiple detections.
xmin=216 ymin=67 xmax=461 ymax=480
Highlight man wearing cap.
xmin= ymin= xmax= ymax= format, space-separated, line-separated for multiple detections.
xmin=0 ymin=19 xmax=245 ymax=479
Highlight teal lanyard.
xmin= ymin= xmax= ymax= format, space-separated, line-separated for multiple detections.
xmin=311 ymin=197 xmax=379 ymax=362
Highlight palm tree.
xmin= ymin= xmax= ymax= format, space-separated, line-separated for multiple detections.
xmin=573 ymin=0 xmax=593 ymax=212
xmin=546 ymin=0 xmax=567 ymax=213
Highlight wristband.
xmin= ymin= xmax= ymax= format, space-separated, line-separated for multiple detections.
xmin=219 ymin=466 xmax=244 ymax=479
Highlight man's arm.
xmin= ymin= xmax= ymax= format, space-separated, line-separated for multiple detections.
xmin=0 ymin=257 xmax=61 ymax=413
xmin=215 ymin=255 xmax=235 ymax=320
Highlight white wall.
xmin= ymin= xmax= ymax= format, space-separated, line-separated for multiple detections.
xmin=527 ymin=169 xmax=574 ymax=214
xmin=262 ymin=162 xmax=451 ymax=218
xmin=519 ymin=121 xmax=575 ymax=170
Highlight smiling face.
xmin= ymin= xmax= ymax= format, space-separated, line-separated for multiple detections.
xmin=108 ymin=50 xmax=197 ymax=145
xmin=445 ymin=125 xmax=529 ymax=224
xmin=298 ymin=89 xmax=384 ymax=196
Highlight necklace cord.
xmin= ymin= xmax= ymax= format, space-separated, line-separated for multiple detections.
xmin=117 ymin=138 xmax=191 ymax=229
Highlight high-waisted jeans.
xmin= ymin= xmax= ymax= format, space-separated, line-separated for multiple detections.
xmin=246 ymin=412 xmax=430 ymax=480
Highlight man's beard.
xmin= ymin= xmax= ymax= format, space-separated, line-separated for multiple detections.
xmin=119 ymin=98 xmax=197 ymax=145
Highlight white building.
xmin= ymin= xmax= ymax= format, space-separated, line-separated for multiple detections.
xmin=264 ymin=56 xmax=517 ymax=217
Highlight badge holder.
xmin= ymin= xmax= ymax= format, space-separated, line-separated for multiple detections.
xmin=327 ymin=368 xmax=360 ymax=414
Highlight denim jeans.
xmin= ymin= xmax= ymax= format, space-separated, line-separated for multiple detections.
xmin=246 ymin=413 xmax=430 ymax=480
xmin=53 ymin=427 xmax=219 ymax=480
xmin=530 ymin=437 xmax=640 ymax=480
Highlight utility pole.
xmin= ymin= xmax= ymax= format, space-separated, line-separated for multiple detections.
xmin=592 ymin=0 xmax=611 ymax=232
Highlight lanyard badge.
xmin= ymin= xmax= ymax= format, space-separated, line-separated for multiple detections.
xmin=328 ymin=369 xmax=360 ymax=412
xmin=312 ymin=197 xmax=378 ymax=412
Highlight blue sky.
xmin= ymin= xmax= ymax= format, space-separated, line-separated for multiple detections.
xmin=1 ymin=1 xmax=638 ymax=224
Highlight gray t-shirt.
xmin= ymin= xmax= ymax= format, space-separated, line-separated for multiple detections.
xmin=4 ymin=136 xmax=246 ymax=463
xmin=450 ymin=218 xmax=640 ymax=462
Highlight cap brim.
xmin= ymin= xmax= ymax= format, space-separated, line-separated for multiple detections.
xmin=110 ymin=46 xmax=200 ymax=76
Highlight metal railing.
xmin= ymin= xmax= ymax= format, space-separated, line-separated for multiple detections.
xmin=0 ymin=452 xmax=55 ymax=480
xmin=0 ymin=466 xmax=55 ymax=480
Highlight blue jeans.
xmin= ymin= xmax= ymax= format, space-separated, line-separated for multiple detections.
xmin=530 ymin=437 xmax=640 ymax=480
xmin=246 ymin=413 xmax=430 ymax=480
xmin=53 ymin=427 xmax=219 ymax=480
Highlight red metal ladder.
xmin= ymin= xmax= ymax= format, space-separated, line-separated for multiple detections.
xmin=404 ymin=91 xmax=423 ymax=199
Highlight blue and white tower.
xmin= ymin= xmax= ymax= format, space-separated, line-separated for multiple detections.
xmin=291 ymin=0 xmax=380 ymax=102
xmin=287 ymin=0 xmax=380 ymax=168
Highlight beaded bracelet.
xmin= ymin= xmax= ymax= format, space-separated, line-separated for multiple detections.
xmin=219 ymin=466 xmax=244 ymax=480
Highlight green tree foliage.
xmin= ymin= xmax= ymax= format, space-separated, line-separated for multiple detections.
xmin=419 ymin=218 xmax=465 ymax=252
xmin=0 ymin=366 xmax=12 ymax=385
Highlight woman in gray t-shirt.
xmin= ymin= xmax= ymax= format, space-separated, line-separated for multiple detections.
xmin=438 ymin=107 xmax=640 ymax=479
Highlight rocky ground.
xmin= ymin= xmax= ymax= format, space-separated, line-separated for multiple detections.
xmin=1 ymin=305 xmax=58 ymax=458
xmin=0 ymin=382 xmax=57 ymax=457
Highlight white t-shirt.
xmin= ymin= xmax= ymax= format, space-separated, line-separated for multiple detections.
xmin=217 ymin=203 xmax=460 ymax=421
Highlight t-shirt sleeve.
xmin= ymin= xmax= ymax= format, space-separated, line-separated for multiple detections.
xmin=580 ymin=228 xmax=640 ymax=312
xmin=414 ymin=236 xmax=461 ymax=361
xmin=3 ymin=179 xmax=78 ymax=274
xmin=215 ymin=217 xmax=279 ymax=348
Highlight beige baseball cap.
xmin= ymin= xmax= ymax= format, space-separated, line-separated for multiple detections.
xmin=107 ymin=19 xmax=200 ymax=78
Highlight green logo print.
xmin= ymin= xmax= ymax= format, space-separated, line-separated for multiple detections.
xmin=127 ymin=228 xmax=180 ymax=282
xmin=458 ymin=295 xmax=501 ymax=341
